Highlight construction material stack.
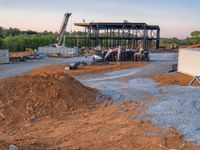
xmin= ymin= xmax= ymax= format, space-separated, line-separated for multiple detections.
xmin=0 ymin=50 xmax=9 ymax=64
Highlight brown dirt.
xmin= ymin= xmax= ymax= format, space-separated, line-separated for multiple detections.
xmin=1 ymin=64 xmax=200 ymax=149
xmin=27 ymin=61 xmax=148 ymax=76
xmin=152 ymin=72 xmax=200 ymax=86
xmin=189 ymin=44 xmax=200 ymax=48
xmin=0 ymin=100 xmax=199 ymax=150
xmin=0 ymin=72 xmax=97 ymax=130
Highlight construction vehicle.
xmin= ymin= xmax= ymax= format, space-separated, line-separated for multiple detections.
xmin=93 ymin=46 xmax=122 ymax=63
xmin=55 ymin=13 xmax=72 ymax=47
xmin=104 ymin=46 xmax=121 ymax=62
xmin=93 ymin=46 xmax=149 ymax=62
xmin=134 ymin=48 xmax=150 ymax=61
xmin=93 ymin=46 xmax=105 ymax=62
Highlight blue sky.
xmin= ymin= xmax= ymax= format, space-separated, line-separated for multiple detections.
xmin=0 ymin=0 xmax=200 ymax=38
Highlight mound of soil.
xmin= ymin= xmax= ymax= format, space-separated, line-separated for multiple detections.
xmin=0 ymin=72 xmax=97 ymax=129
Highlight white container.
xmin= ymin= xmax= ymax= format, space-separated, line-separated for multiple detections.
xmin=178 ymin=48 xmax=200 ymax=76
xmin=0 ymin=50 xmax=9 ymax=64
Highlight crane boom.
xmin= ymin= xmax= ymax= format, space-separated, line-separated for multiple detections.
xmin=56 ymin=13 xmax=72 ymax=47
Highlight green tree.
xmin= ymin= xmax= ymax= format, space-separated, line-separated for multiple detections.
xmin=0 ymin=38 xmax=3 ymax=49
xmin=0 ymin=26 xmax=4 ymax=38
xmin=2 ymin=34 xmax=56 ymax=51
xmin=4 ymin=27 xmax=21 ymax=37
xmin=191 ymin=31 xmax=200 ymax=38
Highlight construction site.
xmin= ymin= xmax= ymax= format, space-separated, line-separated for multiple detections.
xmin=0 ymin=8 xmax=200 ymax=150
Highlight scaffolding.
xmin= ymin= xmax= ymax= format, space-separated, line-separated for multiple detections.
xmin=74 ymin=22 xmax=160 ymax=50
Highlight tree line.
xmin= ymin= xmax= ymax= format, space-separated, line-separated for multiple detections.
xmin=0 ymin=26 xmax=199 ymax=52
xmin=0 ymin=27 xmax=86 ymax=51
xmin=160 ymin=31 xmax=200 ymax=46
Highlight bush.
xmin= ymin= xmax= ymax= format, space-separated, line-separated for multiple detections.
xmin=2 ymin=34 xmax=56 ymax=51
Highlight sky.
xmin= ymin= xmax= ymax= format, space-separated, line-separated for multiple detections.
xmin=0 ymin=0 xmax=200 ymax=38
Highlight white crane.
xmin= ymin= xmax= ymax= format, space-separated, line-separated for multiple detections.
xmin=56 ymin=13 xmax=72 ymax=47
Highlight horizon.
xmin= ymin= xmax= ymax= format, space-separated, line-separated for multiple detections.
xmin=1 ymin=0 xmax=200 ymax=39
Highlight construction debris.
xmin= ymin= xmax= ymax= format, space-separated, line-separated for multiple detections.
xmin=8 ymin=144 xmax=18 ymax=150
xmin=65 ymin=62 xmax=79 ymax=70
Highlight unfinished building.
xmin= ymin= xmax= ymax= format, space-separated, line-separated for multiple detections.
xmin=74 ymin=22 xmax=160 ymax=50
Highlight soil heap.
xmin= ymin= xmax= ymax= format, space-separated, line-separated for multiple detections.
xmin=0 ymin=72 xmax=97 ymax=129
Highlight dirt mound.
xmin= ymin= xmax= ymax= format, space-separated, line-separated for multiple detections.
xmin=0 ymin=72 xmax=97 ymax=129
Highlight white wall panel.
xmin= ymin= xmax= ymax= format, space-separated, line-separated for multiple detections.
xmin=178 ymin=48 xmax=200 ymax=76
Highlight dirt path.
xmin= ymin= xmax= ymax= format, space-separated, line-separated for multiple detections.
xmin=27 ymin=61 xmax=148 ymax=76
xmin=0 ymin=57 xmax=92 ymax=79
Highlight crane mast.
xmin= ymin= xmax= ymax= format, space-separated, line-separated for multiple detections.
xmin=56 ymin=13 xmax=72 ymax=47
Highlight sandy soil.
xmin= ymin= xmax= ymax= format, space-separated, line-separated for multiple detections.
xmin=0 ymin=72 xmax=97 ymax=131
xmin=1 ymin=64 xmax=200 ymax=149
xmin=0 ymin=100 xmax=199 ymax=150
xmin=27 ymin=61 xmax=148 ymax=76
xmin=152 ymin=72 xmax=200 ymax=86
xmin=190 ymin=44 xmax=200 ymax=48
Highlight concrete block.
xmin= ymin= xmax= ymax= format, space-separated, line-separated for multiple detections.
xmin=0 ymin=50 xmax=9 ymax=64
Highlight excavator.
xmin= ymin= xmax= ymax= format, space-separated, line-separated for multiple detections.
xmin=93 ymin=46 xmax=121 ymax=62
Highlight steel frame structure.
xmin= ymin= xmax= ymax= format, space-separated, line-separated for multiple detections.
xmin=74 ymin=22 xmax=160 ymax=50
